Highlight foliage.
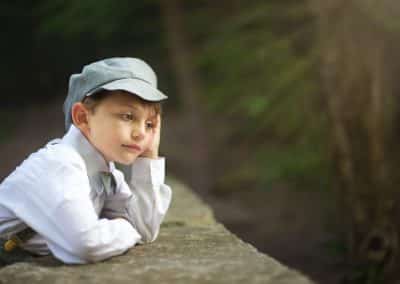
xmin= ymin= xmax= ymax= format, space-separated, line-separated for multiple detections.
xmin=0 ymin=0 xmax=167 ymax=106
xmin=188 ymin=0 xmax=329 ymax=190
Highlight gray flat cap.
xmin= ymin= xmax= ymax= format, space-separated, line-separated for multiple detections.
xmin=63 ymin=57 xmax=167 ymax=130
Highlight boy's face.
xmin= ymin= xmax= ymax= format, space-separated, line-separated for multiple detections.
xmin=83 ymin=92 xmax=159 ymax=165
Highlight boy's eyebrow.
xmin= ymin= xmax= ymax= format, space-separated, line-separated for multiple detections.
xmin=148 ymin=114 xmax=158 ymax=120
xmin=118 ymin=104 xmax=142 ymax=111
xmin=119 ymin=104 xmax=157 ymax=119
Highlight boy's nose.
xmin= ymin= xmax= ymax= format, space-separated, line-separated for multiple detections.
xmin=131 ymin=124 xmax=145 ymax=141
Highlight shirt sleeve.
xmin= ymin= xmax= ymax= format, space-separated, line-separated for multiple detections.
xmin=103 ymin=157 xmax=172 ymax=243
xmin=0 ymin=150 xmax=141 ymax=264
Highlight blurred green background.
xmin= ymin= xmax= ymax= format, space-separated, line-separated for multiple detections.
xmin=0 ymin=0 xmax=327 ymax=191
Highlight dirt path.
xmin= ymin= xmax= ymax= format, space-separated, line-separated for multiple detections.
xmin=0 ymin=100 xmax=342 ymax=283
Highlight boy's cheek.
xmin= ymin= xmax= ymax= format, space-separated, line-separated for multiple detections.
xmin=147 ymin=134 xmax=155 ymax=145
xmin=142 ymin=139 xmax=152 ymax=151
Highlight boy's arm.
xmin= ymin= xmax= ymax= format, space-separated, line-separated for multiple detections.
xmin=103 ymin=114 xmax=172 ymax=242
xmin=0 ymin=157 xmax=141 ymax=264
xmin=104 ymin=158 xmax=172 ymax=243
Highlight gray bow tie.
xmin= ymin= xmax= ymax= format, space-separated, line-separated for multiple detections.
xmin=100 ymin=172 xmax=116 ymax=197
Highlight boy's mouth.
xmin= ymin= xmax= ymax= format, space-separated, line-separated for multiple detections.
xmin=122 ymin=144 xmax=142 ymax=151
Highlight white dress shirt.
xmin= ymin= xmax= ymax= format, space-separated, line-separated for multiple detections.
xmin=0 ymin=125 xmax=172 ymax=263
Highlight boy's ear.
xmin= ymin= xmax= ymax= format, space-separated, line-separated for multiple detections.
xmin=71 ymin=102 xmax=90 ymax=133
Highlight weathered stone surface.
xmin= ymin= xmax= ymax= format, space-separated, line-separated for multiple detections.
xmin=0 ymin=178 xmax=314 ymax=284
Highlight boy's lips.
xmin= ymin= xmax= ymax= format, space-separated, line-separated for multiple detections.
xmin=122 ymin=144 xmax=142 ymax=151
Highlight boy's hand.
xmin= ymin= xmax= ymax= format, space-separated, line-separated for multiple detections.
xmin=140 ymin=114 xmax=161 ymax=159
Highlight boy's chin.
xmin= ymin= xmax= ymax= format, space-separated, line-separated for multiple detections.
xmin=116 ymin=156 xmax=138 ymax=165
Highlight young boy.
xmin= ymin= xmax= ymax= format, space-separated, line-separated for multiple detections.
xmin=0 ymin=57 xmax=172 ymax=264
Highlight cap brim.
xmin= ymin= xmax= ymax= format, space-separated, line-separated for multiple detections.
xmin=86 ymin=78 xmax=168 ymax=101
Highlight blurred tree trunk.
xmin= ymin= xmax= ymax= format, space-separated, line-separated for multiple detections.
xmin=311 ymin=0 xmax=400 ymax=281
xmin=160 ymin=0 xmax=211 ymax=193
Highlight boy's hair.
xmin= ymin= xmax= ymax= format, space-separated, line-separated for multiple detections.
xmin=82 ymin=90 xmax=162 ymax=115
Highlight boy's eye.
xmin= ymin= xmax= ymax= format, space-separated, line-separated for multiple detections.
xmin=146 ymin=121 xmax=155 ymax=129
xmin=120 ymin=113 xmax=134 ymax=121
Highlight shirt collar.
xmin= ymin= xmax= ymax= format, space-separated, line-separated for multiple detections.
xmin=61 ymin=125 xmax=115 ymax=175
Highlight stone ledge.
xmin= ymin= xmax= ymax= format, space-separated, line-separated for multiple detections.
xmin=0 ymin=177 xmax=314 ymax=284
